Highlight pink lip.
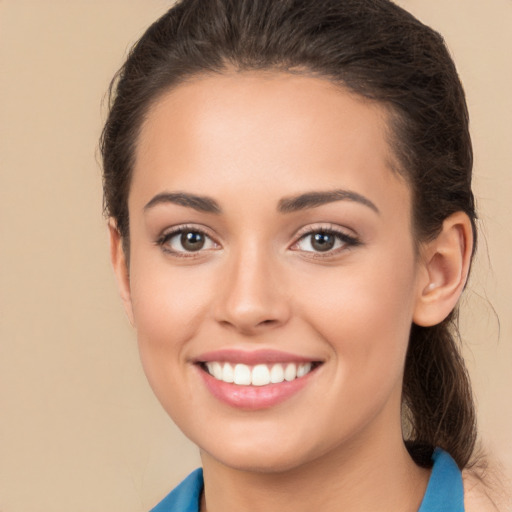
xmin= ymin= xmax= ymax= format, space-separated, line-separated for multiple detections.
xmin=194 ymin=349 xmax=319 ymax=365
xmin=195 ymin=360 xmax=320 ymax=411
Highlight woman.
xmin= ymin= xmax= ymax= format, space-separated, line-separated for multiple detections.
xmin=101 ymin=0 xmax=503 ymax=510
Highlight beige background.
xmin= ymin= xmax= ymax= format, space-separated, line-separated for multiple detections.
xmin=0 ymin=1 xmax=510 ymax=510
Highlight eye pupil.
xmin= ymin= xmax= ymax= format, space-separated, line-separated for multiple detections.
xmin=181 ymin=231 xmax=205 ymax=251
xmin=311 ymin=232 xmax=335 ymax=252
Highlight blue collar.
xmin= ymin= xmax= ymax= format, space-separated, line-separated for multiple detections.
xmin=151 ymin=467 xmax=203 ymax=512
xmin=418 ymin=448 xmax=464 ymax=511
xmin=151 ymin=448 xmax=464 ymax=512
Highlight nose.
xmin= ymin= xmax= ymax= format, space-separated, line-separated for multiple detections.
xmin=213 ymin=244 xmax=291 ymax=335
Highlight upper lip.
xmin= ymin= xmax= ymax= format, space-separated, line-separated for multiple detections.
xmin=193 ymin=349 xmax=322 ymax=365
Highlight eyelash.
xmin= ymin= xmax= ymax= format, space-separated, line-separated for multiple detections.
xmin=156 ymin=225 xmax=218 ymax=257
xmin=292 ymin=225 xmax=361 ymax=257
xmin=155 ymin=224 xmax=361 ymax=258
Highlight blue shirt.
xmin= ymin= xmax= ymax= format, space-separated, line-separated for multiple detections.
xmin=150 ymin=448 xmax=464 ymax=512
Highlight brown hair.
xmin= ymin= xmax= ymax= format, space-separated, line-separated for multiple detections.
xmin=101 ymin=0 xmax=477 ymax=468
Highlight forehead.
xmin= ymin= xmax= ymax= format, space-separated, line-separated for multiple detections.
xmin=132 ymin=71 xmax=409 ymax=215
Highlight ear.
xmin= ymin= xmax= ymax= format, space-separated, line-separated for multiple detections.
xmin=108 ymin=219 xmax=135 ymax=327
xmin=413 ymin=211 xmax=474 ymax=327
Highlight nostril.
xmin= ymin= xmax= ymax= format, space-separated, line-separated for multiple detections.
xmin=218 ymin=317 xmax=281 ymax=333
xmin=214 ymin=281 xmax=291 ymax=332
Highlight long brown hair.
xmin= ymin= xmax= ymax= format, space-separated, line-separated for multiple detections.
xmin=101 ymin=0 xmax=477 ymax=468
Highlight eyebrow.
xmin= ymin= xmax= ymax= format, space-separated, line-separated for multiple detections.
xmin=144 ymin=189 xmax=379 ymax=216
xmin=144 ymin=192 xmax=222 ymax=214
xmin=278 ymin=189 xmax=380 ymax=214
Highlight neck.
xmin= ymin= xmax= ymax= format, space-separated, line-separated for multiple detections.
xmin=200 ymin=416 xmax=430 ymax=512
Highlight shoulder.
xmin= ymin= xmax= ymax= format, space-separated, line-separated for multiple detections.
xmin=462 ymin=470 xmax=508 ymax=512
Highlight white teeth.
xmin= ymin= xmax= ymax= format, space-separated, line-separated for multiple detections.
xmin=204 ymin=361 xmax=315 ymax=386
xmin=233 ymin=364 xmax=252 ymax=385
xmin=284 ymin=363 xmax=297 ymax=382
xmin=222 ymin=362 xmax=234 ymax=383
xmin=211 ymin=362 xmax=223 ymax=380
xmin=270 ymin=363 xmax=285 ymax=384
xmin=206 ymin=362 xmax=223 ymax=380
xmin=297 ymin=362 xmax=312 ymax=378
xmin=252 ymin=364 xmax=271 ymax=386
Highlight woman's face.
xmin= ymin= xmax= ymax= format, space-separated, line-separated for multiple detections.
xmin=118 ymin=72 xmax=428 ymax=472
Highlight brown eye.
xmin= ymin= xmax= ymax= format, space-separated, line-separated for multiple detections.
xmin=293 ymin=228 xmax=360 ymax=255
xmin=181 ymin=231 xmax=205 ymax=251
xmin=159 ymin=228 xmax=218 ymax=255
xmin=310 ymin=233 xmax=336 ymax=252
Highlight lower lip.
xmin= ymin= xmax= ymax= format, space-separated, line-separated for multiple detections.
xmin=198 ymin=367 xmax=315 ymax=410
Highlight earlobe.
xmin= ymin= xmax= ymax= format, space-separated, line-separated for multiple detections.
xmin=108 ymin=219 xmax=135 ymax=327
xmin=413 ymin=212 xmax=473 ymax=327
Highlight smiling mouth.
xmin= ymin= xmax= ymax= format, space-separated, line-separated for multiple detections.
xmin=199 ymin=361 xmax=322 ymax=387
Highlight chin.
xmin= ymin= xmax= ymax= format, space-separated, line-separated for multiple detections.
xmin=203 ymin=443 xmax=317 ymax=474
xmin=194 ymin=420 xmax=336 ymax=475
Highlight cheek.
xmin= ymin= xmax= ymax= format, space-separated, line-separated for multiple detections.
xmin=128 ymin=257 xmax=216 ymax=379
xmin=131 ymin=258 xmax=209 ymax=331
xmin=297 ymin=251 xmax=418 ymax=391
xmin=127 ymin=261 xmax=219 ymax=422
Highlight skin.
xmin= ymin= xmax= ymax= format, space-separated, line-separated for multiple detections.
xmin=110 ymin=72 xmax=474 ymax=511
